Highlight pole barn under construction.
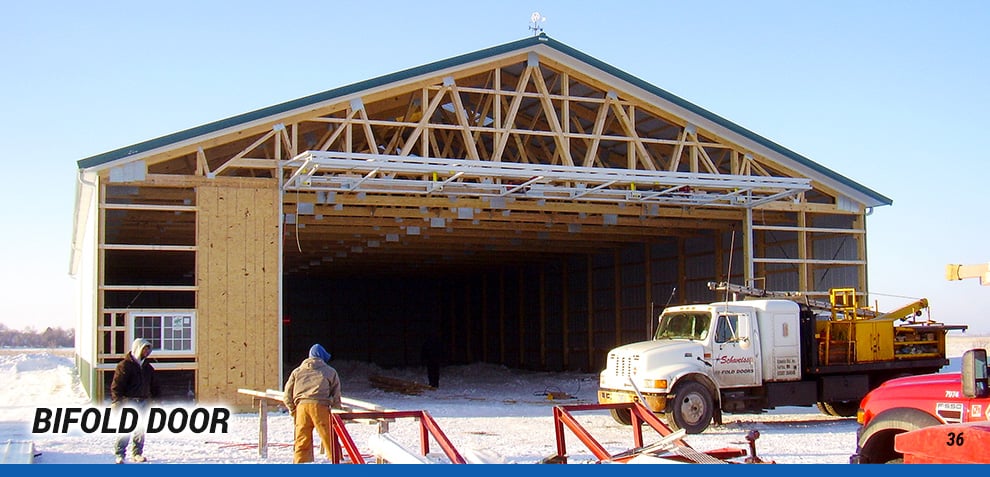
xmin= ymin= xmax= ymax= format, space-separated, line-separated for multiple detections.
xmin=70 ymin=35 xmax=891 ymax=409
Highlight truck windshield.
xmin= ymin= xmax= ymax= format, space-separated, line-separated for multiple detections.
xmin=654 ymin=312 xmax=711 ymax=340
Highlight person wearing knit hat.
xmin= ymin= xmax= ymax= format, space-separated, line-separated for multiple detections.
xmin=110 ymin=338 xmax=160 ymax=463
xmin=283 ymin=343 xmax=342 ymax=463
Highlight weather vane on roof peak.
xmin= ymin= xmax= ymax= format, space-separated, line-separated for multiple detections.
xmin=529 ymin=12 xmax=546 ymax=36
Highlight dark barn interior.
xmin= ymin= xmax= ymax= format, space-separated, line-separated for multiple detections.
xmin=282 ymin=230 xmax=739 ymax=374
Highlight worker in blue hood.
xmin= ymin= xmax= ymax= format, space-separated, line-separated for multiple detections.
xmin=110 ymin=338 xmax=160 ymax=463
xmin=283 ymin=343 xmax=342 ymax=463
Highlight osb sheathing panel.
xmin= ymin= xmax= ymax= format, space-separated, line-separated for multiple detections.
xmin=196 ymin=179 xmax=279 ymax=410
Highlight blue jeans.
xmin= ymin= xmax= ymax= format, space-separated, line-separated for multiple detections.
xmin=114 ymin=398 xmax=148 ymax=457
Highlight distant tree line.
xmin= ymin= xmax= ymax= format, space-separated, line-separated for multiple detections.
xmin=0 ymin=323 xmax=74 ymax=348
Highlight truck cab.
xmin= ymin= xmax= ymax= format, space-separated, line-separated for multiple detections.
xmin=851 ymin=348 xmax=990 ymax=463
xmin=598 ymin=300 xmax=801 ymax=434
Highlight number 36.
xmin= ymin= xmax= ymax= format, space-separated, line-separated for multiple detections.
xmin=946 ymin=431 xmax=965 ymax=446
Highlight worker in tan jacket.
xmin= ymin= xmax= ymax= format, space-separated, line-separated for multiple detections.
xmin=283 ymin=343 xmax=342 ymax=463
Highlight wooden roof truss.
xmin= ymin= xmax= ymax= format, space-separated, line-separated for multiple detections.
xmin=99 ymin=50 xmax=859 ymax=276
xmin=175 ymin=51 xmax=823 ymax=210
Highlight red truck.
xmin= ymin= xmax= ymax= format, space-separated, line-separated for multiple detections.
xmin=850 ymin=348 xmax=990 ymax=463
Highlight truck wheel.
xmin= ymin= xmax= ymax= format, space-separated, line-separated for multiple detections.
xmin=855 ymin=408 xmax=941 ymax=463
xmin=665 ymin=381 xmax=713 ymax=434
xmin=609 ymin=408 xmax=633 ymax=426
xmin=822 ymin=400 xmax=859 ymax=417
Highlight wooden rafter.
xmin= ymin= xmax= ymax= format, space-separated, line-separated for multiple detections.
xmin=492 ymin=66 xmax=532 ymax=162
xmin=583 ymin=92 xmax=609 ymax=167
xmin=608 ymin=97 xmax=656 ymax=171
xmin=531 ymin=64 xmax=574 ymax=166
xmin=445 ymin=79 xmax=481 ymax=160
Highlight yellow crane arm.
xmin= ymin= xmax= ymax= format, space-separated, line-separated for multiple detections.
xmin=876 ymin=298 xmax=929 ymax=322
xmin=946 ymin=263 xmax=990 ymax=286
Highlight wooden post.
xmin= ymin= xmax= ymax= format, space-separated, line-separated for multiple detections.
xmin=677 ymin=238 xmax=686 ymax=302
xmin=855 ymin=212 xmax=869 ymax=293
xmin=744 ymin=208 xmax=755 ymax=286
xmin=614 ymin=249 xmax=622 ymax=347
xmin=258 ymin=398 xmax=268 ymax=459
xmin=562 ymin=260 xmax=570 ymax=370
xmin=798 ymin=211 xmax=809 ymax=292
xmin=539 ymin=264 xmax=546 ymax=369
xmin=586 ymin=255 xmax=594 ymax=371
xmin=644 ymin=243 xmax=653 ymax=339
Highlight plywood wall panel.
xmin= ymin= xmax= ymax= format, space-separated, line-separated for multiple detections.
xmin=197 ymin=180 xmax=279 ymax=409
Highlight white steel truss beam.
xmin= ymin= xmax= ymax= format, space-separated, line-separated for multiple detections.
xmin=283 ymin=151 xmax=811 ymax=209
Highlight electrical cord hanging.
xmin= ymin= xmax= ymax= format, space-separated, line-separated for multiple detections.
xmin=294 ymin=188 xmax=303 ymax=253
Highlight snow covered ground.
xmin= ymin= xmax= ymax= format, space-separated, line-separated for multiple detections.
xmin=1 ymin=335 xmax=986 ymax=465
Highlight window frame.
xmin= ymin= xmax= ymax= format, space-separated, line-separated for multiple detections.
xmin=714 ymin=314 xmax=741 ymax=344
xmin=127 ymin=310 xmax=196 ymax=356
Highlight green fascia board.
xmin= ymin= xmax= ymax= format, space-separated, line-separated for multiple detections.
xmin=77 ymin=34 xmax=891 ymax=207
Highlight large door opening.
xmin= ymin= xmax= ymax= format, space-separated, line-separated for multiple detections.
xmin=281 ymin=231 xmax=734 ymax=374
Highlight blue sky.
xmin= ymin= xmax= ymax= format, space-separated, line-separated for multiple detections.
xmin=1 ymin=0 xmax=988 ymax=333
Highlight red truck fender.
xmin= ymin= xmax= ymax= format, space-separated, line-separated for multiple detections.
xmin=895 ymin=421 xmax=990 ymax=463
xmin=853 ymin=407 xmax=942 ymax=463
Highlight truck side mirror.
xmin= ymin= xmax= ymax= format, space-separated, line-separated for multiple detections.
xmin=738 ymin=335 xmax=751 ymax=349
xmin=962 ymin=348 xmax=989 ymax=398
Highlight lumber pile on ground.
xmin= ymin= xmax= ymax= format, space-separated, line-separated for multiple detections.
xmin=369 ymin=375 xmax=435 ymax=395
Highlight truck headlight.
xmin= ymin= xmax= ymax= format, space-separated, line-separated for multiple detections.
xmin=642 ymin=379 xmax=668 ymax=389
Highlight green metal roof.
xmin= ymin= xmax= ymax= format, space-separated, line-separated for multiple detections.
xmin=77 ymin=34 xmax=891 ymax=206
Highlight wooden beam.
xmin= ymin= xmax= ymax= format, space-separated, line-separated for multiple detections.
xmin=798 ymin=211 xmax=809 ymax=291
xmin=531 ymin=64 xmax=574 ymax=166
xmin=446 ymin=80 xmax=481 ymax=160
xmin=613 ymin=249 xmax=622 ymax=347
xmin=492 ymin=66 xmax=532 ymax=162
xmin=499 ymin=269 xmax=506 ymax=363
xmin=586 ymin=255 xmax=594 ymax=371
xmin=518 ymin=268 xmax=525 ymax=366
xmin=582 ymin=93 xmax=609 ymax=167
xmin=561 ymin=259 xmax=570 ymax=370
xmin=357 ymin=106 xmax=379 ymax=154
xmin=400 ymin=85 xmax=448 ymax=157
xmin=318 ymin=109 xmax=359 ymax=151
xmin=855 ymin=213 xmax=868 ymax=293
xmin=213 ymin=129 xmax=277 ymax=176
xmin=608 ymin=99 xmax=657 ymax=171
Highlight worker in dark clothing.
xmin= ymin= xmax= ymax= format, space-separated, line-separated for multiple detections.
xmin=110 ymin=338 xmax=160 ymax=464
xmin=421 ymin=334 xmax=443 ymax=388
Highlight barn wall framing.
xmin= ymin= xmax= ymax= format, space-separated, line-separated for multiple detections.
xmin=73 ymin=36 xmax=885 ymax=403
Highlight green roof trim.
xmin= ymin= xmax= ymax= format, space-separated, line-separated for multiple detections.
xmin=77 ymin=34 xmax=890 ymax=206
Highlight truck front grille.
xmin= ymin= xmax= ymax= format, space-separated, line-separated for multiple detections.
xmin=610 ymin=353 xmax=639 ymax=377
